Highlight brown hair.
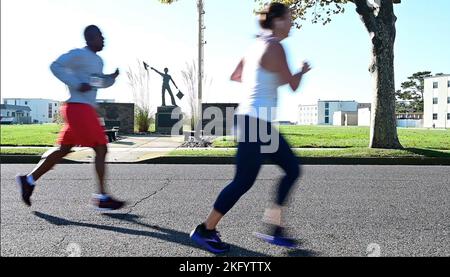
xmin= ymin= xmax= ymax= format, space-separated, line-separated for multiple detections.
xmin=257 ymin=2 xmax=289 ymax=30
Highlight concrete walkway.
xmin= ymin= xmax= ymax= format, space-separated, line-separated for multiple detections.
xmin=34 ymin=135 xmax=186 ymax=163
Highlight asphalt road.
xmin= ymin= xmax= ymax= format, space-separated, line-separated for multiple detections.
xmin=1 ymin=164 xmax=449 ymax=257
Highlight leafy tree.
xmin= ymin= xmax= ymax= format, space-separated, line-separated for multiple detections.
xmin=395 ymin=71 xmax=432 ymax=113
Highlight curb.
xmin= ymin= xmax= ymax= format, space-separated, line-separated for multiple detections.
xmin=1 ymin=155 xmax=449 ymax=166
xmin=0 ymin=155 xmax=84 ymax=164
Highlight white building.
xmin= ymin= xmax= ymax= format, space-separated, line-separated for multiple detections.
xmin=358 ymin=108 xmax=371 ymax=126
xmin=299 ymin=101 xmax=365 ymax=126
xmin=333 ymin=111 xmax=358 ymax=126
xmin=298 ymin=104 xmax=318 ymax=125
xmin=356 ymin=103 xmax=372 ymax=127
xmin=318 ymin=100 xmax=358 ymax=125
xmin=0 ymin=104 xmax=32 ymax=124
xmin=423 ymin=74 xmax=450 ymax=128
xmin=2 ymin=98 xmax=61 ymax=124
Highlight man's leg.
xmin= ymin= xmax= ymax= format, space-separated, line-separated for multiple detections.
xmin=16 ymin=144 xmax=73 ymax=206
xmin=92 ymin=145 xmax=108 ymax=195
xmin=30 ymin=145 xmax=74 ymax=182
xmin=91 ymin=144 xmax=125 ymax=211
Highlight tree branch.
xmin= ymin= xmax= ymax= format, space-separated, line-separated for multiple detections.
xmin=352 ymin=0 xmax=378 ymax=34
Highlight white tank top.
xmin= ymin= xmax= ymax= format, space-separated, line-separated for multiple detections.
xmin=236 ymin=34 xmax=281 ymax=122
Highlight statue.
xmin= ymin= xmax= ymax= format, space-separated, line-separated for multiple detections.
xmin=143 ymin=63 xmax=184 ymax=135
xmin=150 ymin=66 xmax=182 ymax=107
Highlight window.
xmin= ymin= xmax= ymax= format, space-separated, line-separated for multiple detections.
xmin=448 ymin=80 xmax=450 ymax=88
xmin=433 ymin=98 xmax=438 ymax=104
xmin=448 ymin=114 xmax=450 ymax=120
xmin=48 ymin=103 xmax=53 ymax=119
xmin=448 ymin=97 xmax=450 ymax=104
xmin=325 ymin=110 xmax=329 ymax=116
xmin=12 ymin=112 xmax=16 ymax=117
xmin=325 ymin=117 xmax=329 ymax=124
xmin=6 ymin=112 xmax=10 ymax=116
xmin=25 ymin=101 xmax=28 ymax=105
xmin=55 ymin=103 xmax=58 ymax=107
xmin=433 ymin=82 xmax=438 ymax=89
xmin=325 ymin=103 xmax=330 ymax=109
xmin=433 ymin=114 xmax=438 ymax=120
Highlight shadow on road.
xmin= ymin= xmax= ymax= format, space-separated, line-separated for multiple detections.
xmin=111 ymin=141 xmax=136 ymax=146
xmin=285 ymin=248 xmax=319 ymax=257
xmin=33 ymin=211 xmax=282 ymax=257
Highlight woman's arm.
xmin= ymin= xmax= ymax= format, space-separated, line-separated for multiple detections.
xmin=230 ymin=59 xmax=244 ymax=82
xmin=262 ymin=41 xmax=311 ymax=91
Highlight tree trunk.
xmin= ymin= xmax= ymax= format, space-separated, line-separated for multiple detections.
xmin=366 ymin=1 xmax=403 ymax=149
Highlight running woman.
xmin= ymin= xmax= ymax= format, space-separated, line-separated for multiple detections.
xmin=15 ymin=25 xmax=125 ymax=211
xmin=190 ymin=2 xmax=311 ymax=253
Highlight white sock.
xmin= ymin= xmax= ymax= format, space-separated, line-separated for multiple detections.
xmin=26 ymin=175 xmax=36 ymax=186
xmin=263 ymin=207 xmax=282 ymax=226
xmin=94 ymin=194 xmax=109 ymax=200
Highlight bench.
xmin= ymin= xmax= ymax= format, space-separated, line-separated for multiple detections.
xmin=105 ymin=127 xmax=120 ymax=142
xmin=101 ymin=119 xmax=121 ymax=142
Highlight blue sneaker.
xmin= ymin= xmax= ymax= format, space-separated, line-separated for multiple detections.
xmin=92 ymin=195 xmax=125 ymax=211
xmin=15 ymin=175 xmax=35 ymax=207
xmin=254 ymin=224 xmax=298 ymax=248
xmin=190 ymin=224 xmax=230 ymax=254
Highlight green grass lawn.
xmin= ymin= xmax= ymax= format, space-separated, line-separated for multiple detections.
xmin=2 ymin=124 xmax=449 ymax=159
xmin=213 ymin=126 xmax=450 ymax=150
xmin=1 ymin=124 xmax=61 ymax=146
xmin=0 ymin=148 xmax=49 ymax=156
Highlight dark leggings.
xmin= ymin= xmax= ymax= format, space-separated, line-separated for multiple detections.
xmin=214 ymin=115 xmax=301 ymax=215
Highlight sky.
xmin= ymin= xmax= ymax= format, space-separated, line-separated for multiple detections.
xmin=1 ymin=0 xmax=449 ymax=122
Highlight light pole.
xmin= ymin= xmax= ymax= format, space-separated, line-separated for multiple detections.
xmin=196 ymin=0 xmax=205 ymax=136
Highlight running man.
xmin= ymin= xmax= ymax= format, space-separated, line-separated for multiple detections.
xmin=15 ymin=25 xmax=125 ymax=211
xmin=150 ymin=67 xmax=178 ymax=106
xmin=189 ymin=2 xmax=312 ymax=253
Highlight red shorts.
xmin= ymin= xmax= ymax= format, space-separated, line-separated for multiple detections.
xmin=57 ymin=103 xmax=108 ymax=147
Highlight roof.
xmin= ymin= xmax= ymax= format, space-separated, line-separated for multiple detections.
xmin=2 ymin=98 xmax=59 ymax=101
xmin=318 ymin=100 xmax=357 ymax=103
xmin=0 ymin=104 xmax=32 ymax=112
xmin=424 ymin=74 xmax=450 ymax=79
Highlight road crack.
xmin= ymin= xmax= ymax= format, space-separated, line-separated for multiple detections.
xmin=126 ymin=179 xmax=171 ymax=214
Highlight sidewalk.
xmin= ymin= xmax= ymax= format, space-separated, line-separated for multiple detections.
xmin=64 ymin=135 xmax=185 ymax=163
xmin=1 ymin=135 xmax=449 ymax=165
xmin=0 ymin=135 xmax=185 ymax=163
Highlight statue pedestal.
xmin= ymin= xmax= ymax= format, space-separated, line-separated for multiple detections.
xmin=156 ymin=106 xmax=183 ymax=135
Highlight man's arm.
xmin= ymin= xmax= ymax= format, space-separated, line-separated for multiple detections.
xmin=50 ymin=49 xmax=84 ymax=89
xmin=102 ymin=69 xmax=120 ymax=88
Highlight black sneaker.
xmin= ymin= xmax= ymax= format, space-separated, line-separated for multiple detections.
xmin=93 ymin=195 xmax=125 ymax=211
xmin=190 ymin=224 xmax=230 ymax=254
xmin=15 ymin=175 xmax=35 ymax=207
xmin=254 ymin=224 xmax=298 ymax=248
